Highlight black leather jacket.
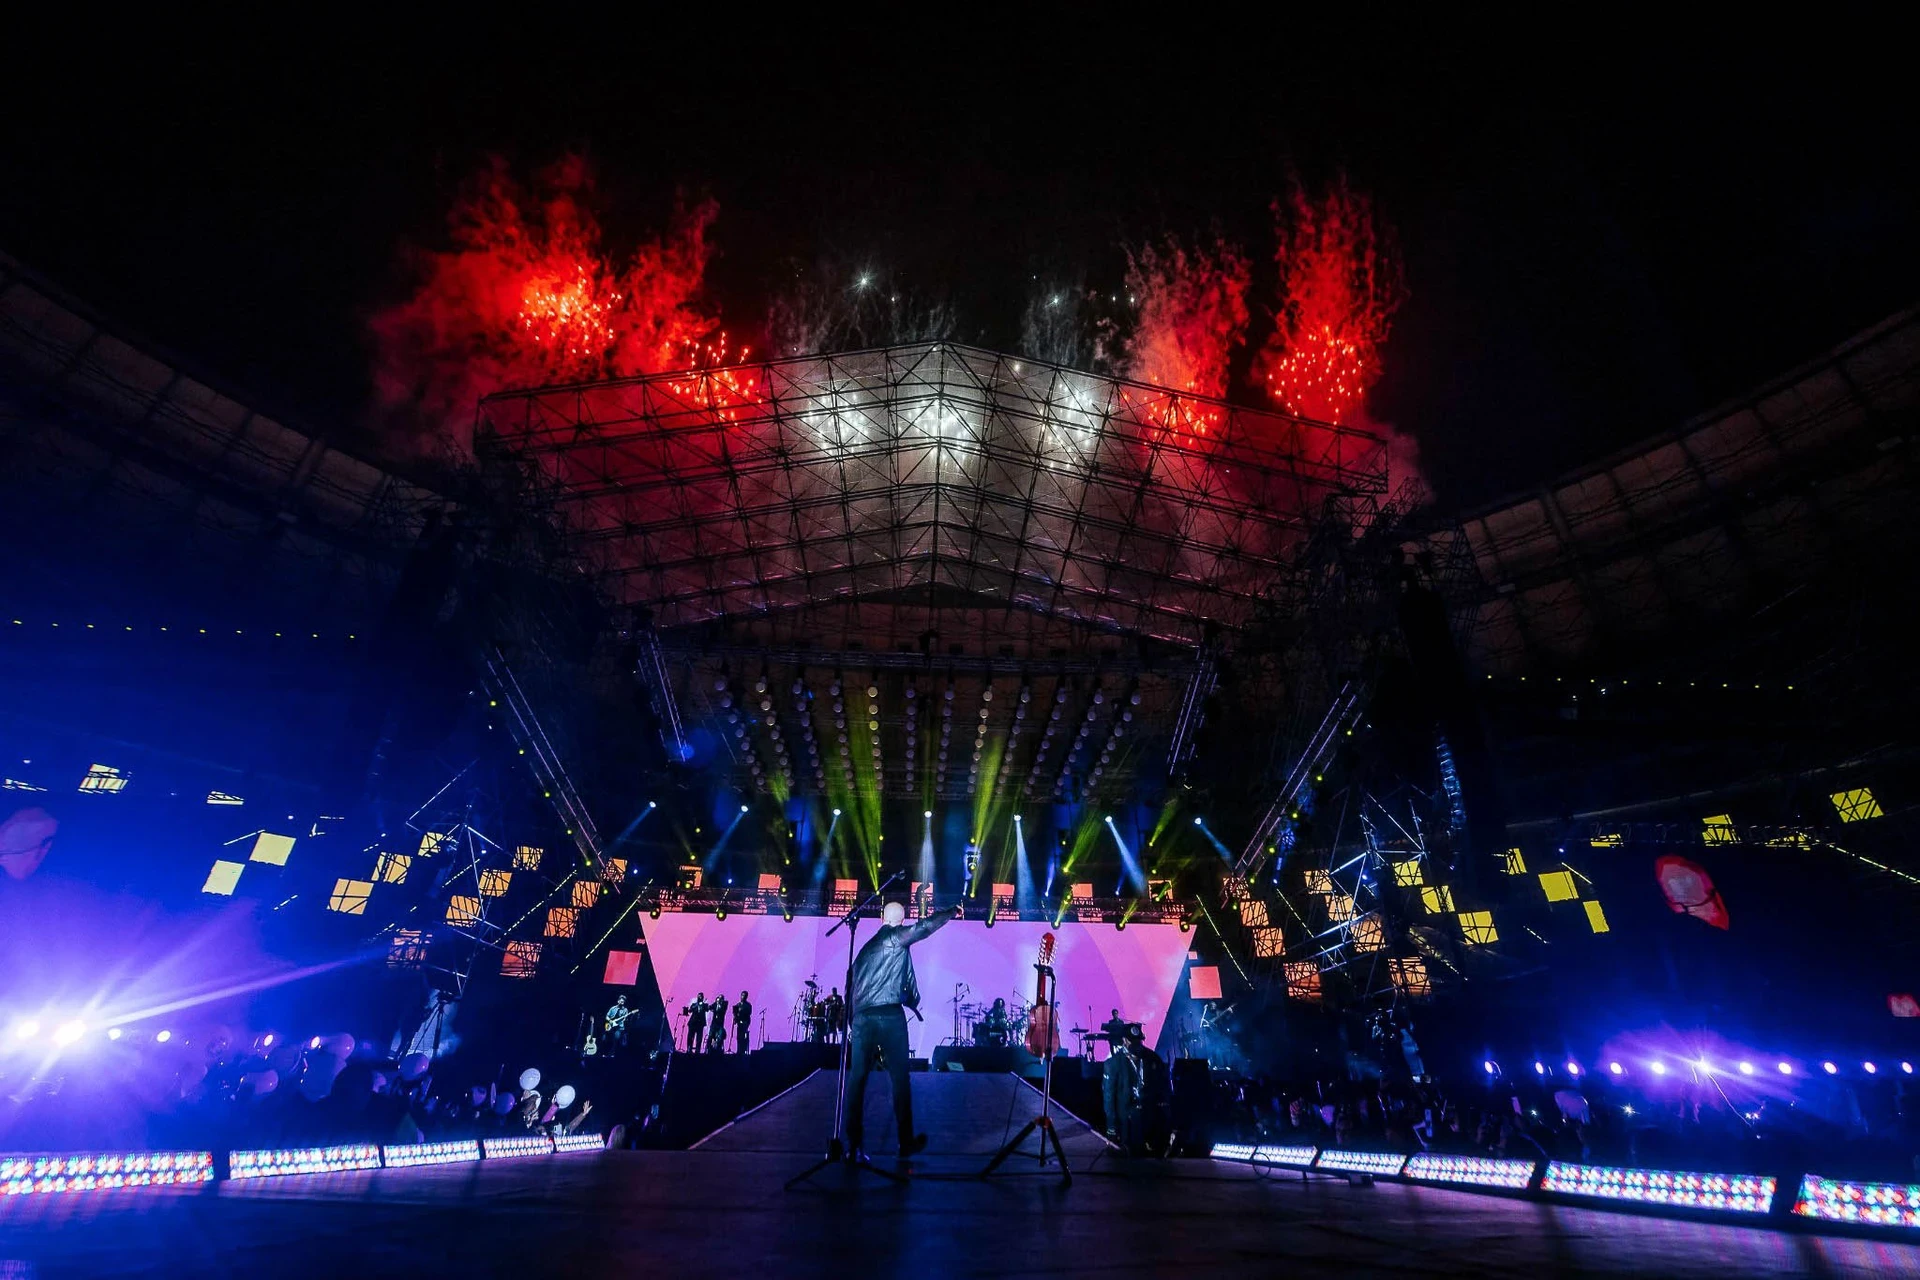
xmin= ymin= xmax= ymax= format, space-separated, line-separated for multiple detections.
xmin=850 ymin=907 xmax=960 ymax=1013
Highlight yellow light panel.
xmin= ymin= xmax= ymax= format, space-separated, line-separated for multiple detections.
xmin=513 ymin=845 xmax=543 ymax=870
xmin=202 ymin=859 xmax=245 ymax=895
xmin=327 ymin=878 xmax=373 ymax=915
xmin=1305 ymin=870 xmax=1333 ymax=894
xmin=1325 ymin=893 xmax=1355 ymax=923
xmin=601 ymin=858 xmax=627 ymax=883
xmin=1504 ymin=848 xmax=1527 ymax=875
xmin=1584 ymin=900 xmax=1610 ymax=933
xmin=1251 ymin=925 xmax=1285 ymax=958
xmin=1284 ymin=962 xmax=1323 ymax=1003
xmin=478 ymin=869 xmax=512 ymax=897
xmin=1538 ymin=870 xmax=1579 ymax=902
xmin=1391 ymin=956 xmax=1430 ymax=996
xmin=78 ymin=764 xmax=129 ymax=794
xmin=1350 ymin=913 xmax=1385 ymax=952
xmin=1240 ymin=900 xmax=1270 ymax=927
xmin=1832 ymin=788 xmax=1884 ymax=823
xmin=1421 ymin=885 xmax=1455 ymax=914
xmin=1702 ymin=814 xmax=1736 ymax=845
xmin=1590 ymin=832 xmax=1623 ymax=848
xmin=572 ymin=880 xmax=602 ymax=909
xmin=249 ymin=832 xmax=295 ymax=865
xmin=373 ymin=851 xmax=410 ymax=884
xmin=417 ymin=831 xmax=452 ymax=857
xmin=387 ymin=929 xmax=428 ymax=968
xmin=544 ymin=907 xmax=578 ymax=938
xmin=1458 ymin=910 xmax=1499 ymax=944
xmin=1392 ymin=860 xmax=1424 ymax=886
xmin=446 ymin=895 xmax=481 ymax=925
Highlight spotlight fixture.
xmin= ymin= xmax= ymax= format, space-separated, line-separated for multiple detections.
xmin=1482 ymin=1060 xmax=1496 ymax=1075
xmin=1864 ymin=1061 xmax=1878 ymax=1074
xmin=648 ymin=800 xmax=657 ymax=809
xmin=1564 ymin=1061 xmax=1581 ymax=1077
xmin=1608 ymin=1061 xmax=1624 ymax=1075
xmin=1192 ymin=816 xmax=1203 ymax=826
xmin=1533 ymin=1061 xmax=1545 ymax=1076
xmin=1822 ymin=1061 xmax=1838 ymax=1074
xmin=924 ymin=810 xmax=932 ymax=818
xmin=107 ymin=1028 xmax=123 ymax=1041
xmin=1777 ymin=1061 xmax=1792 ymax=1075
xmin=833 ymin=808 xmax=842 ymax=816
xmin=740 ymin=804 xmax=748 ymax=813
xmin=156 ymin=1030 xmax=172 ymax=1043
xmin=1013 ymin=814 xmax=1022 ymax=823
xmin=53 ymin=1020 xmax=86 ymax=1046
xmin=11 ymin=1019 xmax=39 ymax=1042
xmin=1649 ymin=1061 xmax=1666 ymax=1076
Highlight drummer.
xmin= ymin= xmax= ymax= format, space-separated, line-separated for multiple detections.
xmin=979 ymin=997 xmax=1011 ymax=1046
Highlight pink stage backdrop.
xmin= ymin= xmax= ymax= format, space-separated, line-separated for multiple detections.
xmin=643 ymin=915 xmax=1192 ymax=1056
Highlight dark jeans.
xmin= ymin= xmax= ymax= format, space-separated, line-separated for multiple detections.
xmin=846 ymin=1005 xmax=912 ymax=1152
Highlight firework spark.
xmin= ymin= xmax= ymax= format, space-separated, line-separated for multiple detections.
xmin=1260 ymin=178 xmax=1405 ymax=424
xmin=369 ymin=156 xmax=718 ymax=450
xmin=1117 ymin=234 xmax=1250 ymax=438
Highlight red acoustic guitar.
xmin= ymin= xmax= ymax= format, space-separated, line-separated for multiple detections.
xmin=1025 ymin=932 xmax=1058 ymax=1056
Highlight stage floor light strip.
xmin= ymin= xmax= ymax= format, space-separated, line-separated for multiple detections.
xmin=1404 ymin=1153 xmax=1538 ymax=1190
xmin=553 ymin=1133 xmax=605 ymax=1153
xmin=1793 ymin=1174 xmax=1920 ymax=1228
xmin=229 ymin=1145 xmax=381 ymax=1179
xmin=482 ymin=1136 xmax=555 ymax=1160
xmin=1258 ymin=1144 xmax=1320 ymax=1168
xmin=1542 ymin=1162 xmax=1775 ymax=1213
xmin=2 ymin=1150 xmax=213 ymax=1194
xmin=1314 ymin=1149 xmax=1407 ymax=1176
xmin=1209 ymin=1143 xmax=1259 ymax=1162
xmin=381 ymin=1140 xmax=481 ymax=1168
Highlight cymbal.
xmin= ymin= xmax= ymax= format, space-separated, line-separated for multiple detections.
xmin=1068 ymin=1026 xmax=1092 ymax=1034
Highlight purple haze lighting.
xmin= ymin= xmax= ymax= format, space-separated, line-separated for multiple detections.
xmin=1404 ymin=1153 xmax=1537 ymax=1190
xmin=229 ymin=1144 xmax=380 ymax=1178
xmin=382 ymin=1140 xmax=480 ymax=1168
xmin=1 ymin=1150 xmax=213 ymax=1195
xmin=1542 ymin=1162 xmax=1776 ymax=1214
xmin=1794 ymin=1174 xmax=1920 ymax=1228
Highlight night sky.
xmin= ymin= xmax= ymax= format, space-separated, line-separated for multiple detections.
xmin=3 ymin=26 xmax=1913 ymax=508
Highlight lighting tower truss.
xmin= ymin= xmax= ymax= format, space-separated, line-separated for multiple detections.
xmin=1228 ymin=787 xmax=1467 ymax=1009
xmin=471 ymin=341 xmax=1391 ymax=807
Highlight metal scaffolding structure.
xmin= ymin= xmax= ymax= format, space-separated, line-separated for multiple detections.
xmin=473 ymin=342 xmax=1395 ymax=806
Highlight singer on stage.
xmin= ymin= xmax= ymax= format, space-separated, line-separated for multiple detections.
xmin=845 ymin=898 xmax=961 ymax=1160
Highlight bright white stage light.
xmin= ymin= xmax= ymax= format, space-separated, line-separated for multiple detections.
xmin=107 ymin=1028 xmax=123 ymax=1041
xmin=1738 ymin=1061 xmax=1754 ymax=1075
xmin=12 ymin=1019 xmax=40 ymax=1042
xmin=1192 ymin=816 xmax=1203 ymax=826
xmin=923 ymin=810 xmax=932 ymax=818
xmin=1864 ymin=1061 xmax=1878 ymax=1074
xmin=1565 ymin=1061 xmax=1581 ymax=1076
xmin=833 ymin=808 xmax=842 ymax=816
xmin=1608 ymin=1061 xmax=1624 ymax=1075
xmin=1822 ymin=1061 xmax=1837 ymax=1075
xmin=1650 ymin=1061 xmax=1667 ymax=1076
xmin=53 ymin=1020 xmax=86 ymax=1046
xmin=739 ymin=804 xmax=748 ymax=813
xmin=1533 ymin=1061 xmax=1546 ymax=1075
xmin=1482 ymin=1060 xmax=1495 ymax=1075
xmin=156 ymin=1030 xmax=171 ymax=1043
xmin=1777 ymin=1062 xmax=1792 ymax=1075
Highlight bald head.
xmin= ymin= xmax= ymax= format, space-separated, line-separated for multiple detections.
xmin=883 ymin=901 xmax=907 ymax=927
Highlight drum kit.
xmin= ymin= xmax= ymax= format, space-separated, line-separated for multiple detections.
xmin=792 ymin=978 xmax=843 ymax=1044
xmin=949 ymin=996 xmax=1034 ymax=1047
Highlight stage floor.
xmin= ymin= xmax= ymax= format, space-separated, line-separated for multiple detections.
xmin=4 ymin=1072 xmax=1919 ymax=1278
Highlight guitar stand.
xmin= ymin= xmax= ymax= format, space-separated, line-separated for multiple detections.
xmin=979 ymin=969 xmax=1071 ymax=1185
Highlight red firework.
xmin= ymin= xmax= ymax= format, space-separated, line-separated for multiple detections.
xmin=369 ymin=156 xmax=719 ymax=448
xmin=1118 ymin=234 xmax=1250 ymax=438
xmin=1260 ymin=179 xmax=1405 ymax=424
xmin=665 ymin=332 xmax=763 ymax=422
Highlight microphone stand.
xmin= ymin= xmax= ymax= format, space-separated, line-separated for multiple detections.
xmin=785 ymin=871 xmax=906 ymax=1190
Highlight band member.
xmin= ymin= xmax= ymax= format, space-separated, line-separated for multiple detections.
xmin=732 ymin=991 xmax=753 ymax=1055
xmin=1100 ymin=1007 xmax=1129 ymax=1055
xmin=846 ymin=899 xmax=961 ymax=1160
xmin=823 ymin=988 xmax=845 ymax=1046
xmin=979 ymin=997 xmax=1010 ymax=1046
xmin=683 ymin=994 xmax=709 ymax=1053
xmin=603 ymin=994 xmax=632 ymax=1058
xmin=707 ymin=993 xmax=729 ymax=1053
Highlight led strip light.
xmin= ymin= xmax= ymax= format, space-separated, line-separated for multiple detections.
xmin=381 ymin=1140 xmax=481 ymax=1168
xmin=481 ymin=1135 xmax=554 ymax=1160
xmin=229 ymin=1145 xmax=381 ymax=1179
xmin=1542 ymin=1162 xmax=1775 ymax=1213
xmin=1314 ymin=1149 xmax=1408 ymax=1176
xmin=1793 ymin=1174 xmax=1920 ymax=1228
xmin=1 ymin=1150 xmax=213 ymax=1195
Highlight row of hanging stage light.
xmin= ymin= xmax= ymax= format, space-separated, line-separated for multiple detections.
xmin=710 ymin=670 xmax=1142 ymax=801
